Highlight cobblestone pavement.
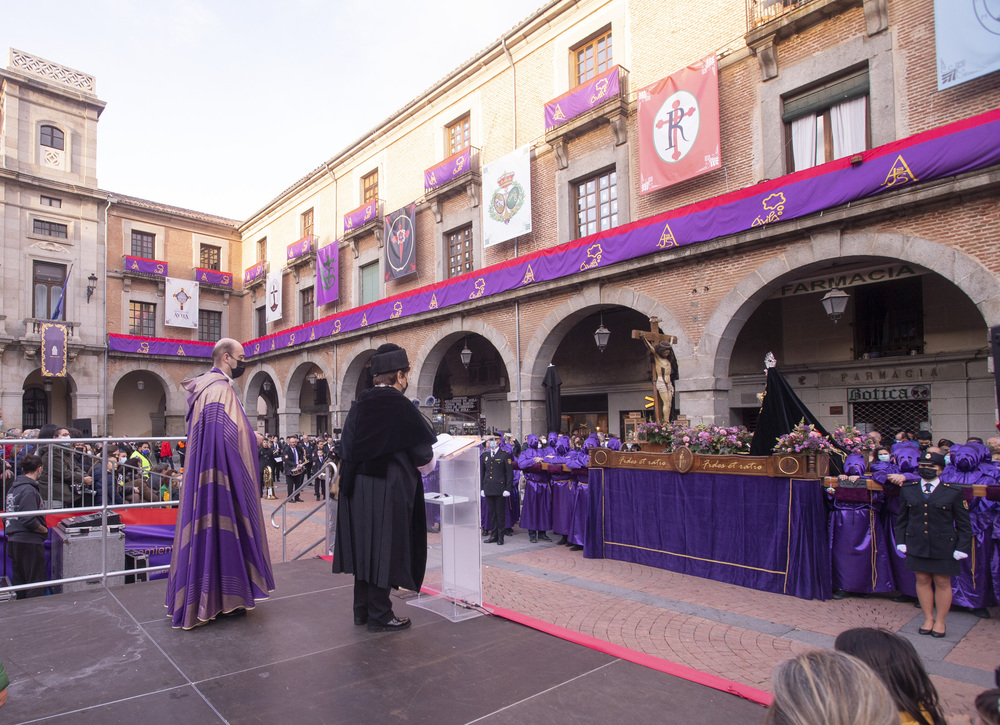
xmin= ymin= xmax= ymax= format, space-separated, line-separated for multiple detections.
xmin=264 ymin=498 xmax=998 ymax=722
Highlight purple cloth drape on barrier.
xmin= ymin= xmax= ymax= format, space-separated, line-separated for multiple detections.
xmin=585 ymin=469 xmax=832 ymax=601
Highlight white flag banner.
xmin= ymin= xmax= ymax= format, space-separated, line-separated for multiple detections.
xmin=935 ymin=0 xmax=1000 ymax=90
xmin=482 ymin=145 xmax=532 ymax=247
xmin=265 ymin=271 xmax=282 ymax=324
xmin=164 ymin=277 xmax=199 ymax=329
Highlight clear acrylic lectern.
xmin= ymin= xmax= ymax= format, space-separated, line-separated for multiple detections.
xmin=407 ymin=437 xmax=482 ymax=622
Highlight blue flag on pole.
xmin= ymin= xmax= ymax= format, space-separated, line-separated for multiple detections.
xmin=51 ymin=263 xmax=73 ymax=320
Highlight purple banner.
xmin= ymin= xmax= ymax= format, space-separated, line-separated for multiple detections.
xmin=545 ymin=66 xmax=621 ymax=130
xmin=196 ymin=268 xmax=233 ymax=287
xmin=316 ymin=241 xmax=340 ymax=306
xmin=240 ymin=110 xmax=1000 ymax=359
xmin=41 ymin=323 xmax=67 ymax=377
xmin=425 ymin=147 xmax=473 ymax=191
xmin=286 ymin=235 xmax=312 ymax=261
xmin=124 ymin=255 xmax=167 ymax=277
xmin=344 ymin=199 xmax=379 ymax=233
xmin=244 ymin=261 xmax=265 ymax=285
xmin=109 ymin=333 xmax=213 ymax=358
xmin=384 ymin=202 xmax=417 ymax=281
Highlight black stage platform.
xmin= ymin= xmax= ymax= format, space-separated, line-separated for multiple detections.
xmin=0 ymin=559 xmax=765 ymax=724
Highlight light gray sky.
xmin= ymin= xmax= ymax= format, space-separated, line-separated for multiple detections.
xmin=1 ymin=0 xmax=544 ymax=221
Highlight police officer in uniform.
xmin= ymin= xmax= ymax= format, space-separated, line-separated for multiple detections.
xmin=893 ymin=450 xmax=972 ymax=638
xmin=480 ymin=435 xmax=514 ymax=546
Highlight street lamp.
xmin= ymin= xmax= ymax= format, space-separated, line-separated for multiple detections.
xmin=307 ymin=372 xmax=317 ymax=385
xmin=460 ymin=338 xmax=472 ymax=369
xmin=263 ymin=381 xmax=272 ymax=392
xmin=821 ymin=288 xmax=849 ymax=323
xmin=137 ymin=379 xmax=145 ymax=390
xmin=86 ymin=273 xmax=98 ymax=303
xmin=594 ymin=309 xmax=610 ymax=352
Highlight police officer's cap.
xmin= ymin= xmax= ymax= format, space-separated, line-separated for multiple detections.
xmin=921 ymin=451 xmax=946 ymax=467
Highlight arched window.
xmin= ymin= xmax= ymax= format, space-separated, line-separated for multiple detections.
xmin=40 ymin=125 xmax=64 ymax=150
xmin=22 ymin=387 xmax=48 ymax=428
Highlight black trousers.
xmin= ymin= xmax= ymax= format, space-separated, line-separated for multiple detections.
xmin=354 ymin=578 xmax=393 ymax=624
xmin=486 ymin=495 xmax=505 ymax=534
xmin=10 ymin=541 xmax=47 ymax=599
xmin=286 ymin=474 xmax=303 ymax=499
xmin=313 ymin=473 xmax=324 ymax=498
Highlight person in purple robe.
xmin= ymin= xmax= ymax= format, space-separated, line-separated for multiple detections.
xmin=165 ymin=338 xmax=276 ymax=629
xmin=944 ymin=444 xmax=998 ymax=616
xmin=879 ymin=443 xmax=922 ymax=599
xmin=567 ymin=435 xmax=598 ymax=552
xmin=517 ymin=434 xmax=552 ymax=543
xmin=828 ymin=453 xmax=894 ymax=599
xmin=549 ymin=435 xmax=579 ymax=546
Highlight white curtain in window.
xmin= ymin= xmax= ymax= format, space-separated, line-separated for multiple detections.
xmin=831 ymin=96 xmax=867 ymax=160
xmin=791 ymin=114 xmax=818 ymax=171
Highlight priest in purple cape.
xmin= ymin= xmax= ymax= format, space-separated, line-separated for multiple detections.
xmin=165 ymin=338 xmax=275 ymax=629
xmin=332 ymin=343 xmax=438 ymax=633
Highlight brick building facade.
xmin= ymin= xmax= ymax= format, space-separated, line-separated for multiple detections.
xmin=3 ymin=0 xmax=1000 ymax=442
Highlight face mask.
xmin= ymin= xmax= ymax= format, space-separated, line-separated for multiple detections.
xmin=489 ymin=443 xmax=498 ymax=451
xmin=119 ymin=457 xmax=127 ymax=464
xmin=231 ymin=358 xmax=246 ymax=379
xmin=878 ymin=454 xmax=891 ymax=463
xmin=539 ymin=439 xmax=547 ymax=447
xmin=944 ymin=454 xmax=951 ymax=465
xmin=918 ymin=467 xmax=938 ymax=481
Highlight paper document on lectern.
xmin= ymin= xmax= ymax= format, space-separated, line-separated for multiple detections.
xmin=433 ymin=434 xmax=480 ymax=460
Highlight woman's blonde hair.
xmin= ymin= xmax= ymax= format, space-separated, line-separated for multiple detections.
xmin=766 ymin=650 xmax=898 ymax=725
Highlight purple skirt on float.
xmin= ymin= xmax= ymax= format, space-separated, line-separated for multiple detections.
xmin=520 ymin=476 xmax=552 ymax=531
xmin=827 ymin=493 xmax=894 ymax=594
xmin=551 ymin=477 xmax=574 ymax=536
xmin=953 ymin=498 xmax=998 ymax=609
xmin=568 ymin=481 xmax=589 ymax=547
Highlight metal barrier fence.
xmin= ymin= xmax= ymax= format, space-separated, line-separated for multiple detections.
xmin=1 ymin=436 xmax=184 ymax=598
xmin=270 ymin=460 xmax=338 ymax=563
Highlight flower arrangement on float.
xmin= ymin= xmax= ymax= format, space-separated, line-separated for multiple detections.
xmin=829 ymin=424 xmax=878 ymax=456
xmin=638 ymin=422 xmax=752 ymax=454
xmin=772 ymin=419 xmax=839 ymax=455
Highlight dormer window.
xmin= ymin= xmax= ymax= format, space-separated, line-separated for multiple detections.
xmin=41 ymin=125 xmax=64 ymax=150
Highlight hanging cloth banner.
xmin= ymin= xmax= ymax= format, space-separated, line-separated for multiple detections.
xmin=124 ymin=256 xmax=168 ymax=277
xmin=40 ymin=323 xmax=68 ymax=377
xmin=195 ymin=268 xmax=233 ymax=287
xmin=384 ymin=202 xmax=417 ymax=281
xmin=286 ymin=235 xmax=312 ymax=262
xmin=482 ymin=145 xmax=532 ymax=247
xmin=544 ymin=65 xmax=621 ymax=130
xmin=164 ymin=277 xmax=199 ymax=329
xmin=108 ymin=334 xmax=213 ymax=358
xmin=265 ymin=271 xmax=282 ymax=324
xmin=638 ymin=55 xmax=721 ymax=194
xmin=244 ymin=262 xmax=265 ymax=286
xmin=316 ymin=241 xmax=340 ymax=306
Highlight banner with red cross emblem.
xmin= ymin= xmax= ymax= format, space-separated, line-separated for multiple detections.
xmin=384 ymin=202 xmax=417 ymax=281
xmin=638 ymin=55 xmax=720 ymax=195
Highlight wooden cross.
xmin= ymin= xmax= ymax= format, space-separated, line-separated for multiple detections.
xmin=631 ymin=317 xmax=678 ymax=423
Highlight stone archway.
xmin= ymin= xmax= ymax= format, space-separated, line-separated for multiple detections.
xmin=520 ymin=283 xmax=695 ymax=435
xmin=245 ymin=365 xmax=282 ymax=435
xmin=694 ymin=230 xmax=1000 ymax=422
xmin=283 ymin=357 xmax=335 ymax=436
xmin=337 ymin=338 xmax=387 ymax=413
xmin=107 ymin=363 xmax=181 ymax=435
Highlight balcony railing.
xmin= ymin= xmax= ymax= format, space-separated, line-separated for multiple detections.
xmin=746 ymin=0 xmax=820 ymax=29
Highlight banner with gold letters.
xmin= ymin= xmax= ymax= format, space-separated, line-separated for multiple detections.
xmin=164 ymin=277 xmax=199 ymax=329
xmin=935 ymin=0 xmax=1000 ymax=90
xmin=482 ymin=145 xmax=532 ymax=247
xmin=316 ymin=241 xmax=339 ymax=306
xmin=544 ymin=66 xmax=621 ymax=129
xmin=638 ymin=55 xmax=720 ymax=194
xmin=265 ymin=271 xmax=282 ymax=324
xmin=40 ymin=323 xmax=67 ymax=377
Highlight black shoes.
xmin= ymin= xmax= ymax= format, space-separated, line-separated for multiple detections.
xmin=218 ymin=608 xmax=247 ymax=619
xmin=558 ymin=535 xmax=569 ymax=546
xmin=504 ymin=528 xmax=514 ymax=536
xmin=354 ymin=615 xmax=368 ymax=626
xmin=930 ymin=630 xmax=946 ymax=638
xmin=484 ymin=533 xmax=499 ymax=543
xmin=528 ymin=532 xmax=538 ymax=543
xmin=368 ymin=617 xmax=411 ymax=633
xmin=569 ymin=544 xmax=583 ymax=551
xmin=537 ymin=532 xmax=552 ymax=542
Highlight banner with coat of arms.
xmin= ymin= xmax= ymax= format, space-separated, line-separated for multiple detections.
xmin=482 ymin=145 xmax=532 ymax=247
xmin=164 ymin=277 xmax=199 ymax=329
xmin=265 ymin=271 xmax=282 ymax=324
xmin=384 ymin=203 xmax=417 ymax=281
xmin=638 ymin=55 xmax=720 ymax=194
